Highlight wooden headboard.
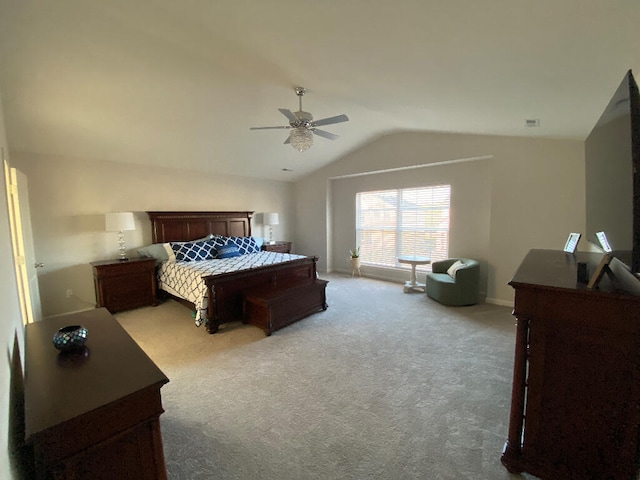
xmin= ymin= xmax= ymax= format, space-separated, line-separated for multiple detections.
xmin=147 ymin=211 xmax=253 ymax=243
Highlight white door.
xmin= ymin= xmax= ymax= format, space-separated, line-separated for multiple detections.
xmin=16 ymin=168 xmax=42 ymax=321
xmin=4 ymin=159 xmax=42 ymax=323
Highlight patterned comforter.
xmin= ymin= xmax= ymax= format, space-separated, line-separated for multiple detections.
xmin=157 ymin=251 xmax=306 ymax=326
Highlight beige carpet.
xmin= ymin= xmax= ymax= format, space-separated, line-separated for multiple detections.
xmin=116 ymin=273 xmax=531 ymax=480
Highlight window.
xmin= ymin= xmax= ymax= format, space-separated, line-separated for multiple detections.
xmin=356 ymin=185 xmax=451 ymax=270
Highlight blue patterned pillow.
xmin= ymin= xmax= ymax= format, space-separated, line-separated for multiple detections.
xmin=228 ymin=236 xmax=260 ymax=255
xmin=170 ymin=239 xmax=216 ymax=262
xmin=165 ymin=234 xmax=215 ymax=262
xmin=211 ymin=235 xmax=229 ymax=249
xmin=216 ymin=243 xmax=241 ymax=259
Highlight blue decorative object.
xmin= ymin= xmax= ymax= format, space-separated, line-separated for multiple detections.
xmin=53 ymin=325 xmax=89 ymax=351
xmin=217 ymin=243 xmax=242 ymax=258
xmin=210 ymin=235 xmax=228 ymax=249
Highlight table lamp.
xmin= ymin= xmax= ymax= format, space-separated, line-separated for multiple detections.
xmin=105 ymin=212 xmax=136 ymax=261
xmin=264 ymin=212 xmax=279 ymax=244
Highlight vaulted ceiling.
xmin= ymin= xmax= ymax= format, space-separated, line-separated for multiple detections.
xmin=0 ymin=0 xmax=638 ymax=181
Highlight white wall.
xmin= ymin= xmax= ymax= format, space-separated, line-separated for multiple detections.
xmin=12 ymin=152 xmax=295 ymax=317
xmin=294 ymin=131 xmax=585 ymax=304
xmin=0 ymin=92 xmax=26 ymax=480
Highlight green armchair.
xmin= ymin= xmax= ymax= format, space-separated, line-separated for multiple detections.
xmin=426 ymin=258 xmax=480 ymax=306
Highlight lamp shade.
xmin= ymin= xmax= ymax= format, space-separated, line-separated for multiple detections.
xmin=105 ymin=212 xmax=136 ymax=232
xmin=264 ymin=212 xmax=279 ymax=226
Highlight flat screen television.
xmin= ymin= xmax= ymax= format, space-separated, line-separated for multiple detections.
xmin=585 ymin=69 xmax=640 ymax=275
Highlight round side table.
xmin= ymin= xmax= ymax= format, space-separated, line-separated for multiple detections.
xmin=398 ymin=255 xmax=431 ymax=293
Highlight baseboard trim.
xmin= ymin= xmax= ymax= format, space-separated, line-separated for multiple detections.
xmin=328 ymin=268 xmax=515 ymax=307
xmin=329 ymin=268 xmax=405 ymax=284
xmin=485 ymin=297 xmax=514 ymax=308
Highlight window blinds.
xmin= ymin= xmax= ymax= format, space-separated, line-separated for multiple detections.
xmin=356 ymin=185 xmax=451 ymax=269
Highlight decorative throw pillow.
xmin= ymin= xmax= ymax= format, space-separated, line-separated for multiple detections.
xmin=228 ymin=236 xmax=260 ymax=255
xmin=216 ymin=243 xmax=242 ymax=259
xmin=210 ymin=235 xmax=229 ymax=249
xmin=170 ymin=239 xmax=217 ymax=262
xmin=447 ymin=260 xmax=466 ymax=278
xmin=164 ymin=235 xmax=214 ymax=262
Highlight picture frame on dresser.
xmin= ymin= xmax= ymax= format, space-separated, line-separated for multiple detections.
xmin=563 ymin=232 xmax=581 ymax=254
xmin=587 ymin=253 xmax=613 ymax=289
xmin=595 ymin=231 xmax=613 ymax=253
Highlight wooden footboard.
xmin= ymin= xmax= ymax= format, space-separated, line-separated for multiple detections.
xmin=204 ymin=256 xmax=318 ymax=334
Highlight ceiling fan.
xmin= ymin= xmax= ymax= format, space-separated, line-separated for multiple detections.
xmin=250 ymin=87 xmax=349 ymax=152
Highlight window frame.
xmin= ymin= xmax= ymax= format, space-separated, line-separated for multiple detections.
xmin=355 ymin=185 xmax=451 ymax=271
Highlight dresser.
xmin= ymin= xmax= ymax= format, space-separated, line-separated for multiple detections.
xmin=91 ymin=257 xmax=158 ymax=313
xmin=24 ymin=308 xmax=169 ymax=479
xmin=502 ymin=249 xmax=640 ymax=479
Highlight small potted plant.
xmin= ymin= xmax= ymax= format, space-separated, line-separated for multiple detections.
xmin=349 ymin=247 xmax=361 ymax=277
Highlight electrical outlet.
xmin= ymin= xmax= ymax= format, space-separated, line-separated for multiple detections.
xmin=66 ymin=289 xmax=73 ymax=298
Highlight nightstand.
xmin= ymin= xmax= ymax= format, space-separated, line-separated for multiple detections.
xmin=261 ymin=241 xmax=292 ymax=254
xmin=91 ymin=257 xmax=158 ymax=313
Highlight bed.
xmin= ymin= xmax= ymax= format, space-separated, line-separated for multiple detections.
xmin=146 ymin=211 xmax=319 ymax=334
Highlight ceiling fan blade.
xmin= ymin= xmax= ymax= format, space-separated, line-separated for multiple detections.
xmin=311 ymin=114 xmax=349 ymax=127
xmin=250 ymin=126 xmax=290 ymax=130
xmin=313 ymin=129 xmax=339 ymax=140
xmin=278 ymin=108 xmax=298 ymax=123
xmin=283 ymin=136 xmax=291 ymax=144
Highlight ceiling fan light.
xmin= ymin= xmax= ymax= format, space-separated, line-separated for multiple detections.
xmin=290 ymin=127 xmax=313 ymax=152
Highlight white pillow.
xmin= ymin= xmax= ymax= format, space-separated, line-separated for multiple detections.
xmin=163 ymin=243 xmax=176 ymax=262
xmin=447 ymin=260 xmax=466 ymax=278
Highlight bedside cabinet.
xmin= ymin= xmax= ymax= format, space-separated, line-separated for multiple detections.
xmin=91 ymin=257 xmax=158 ymax=313
xmin=262 ymin=241 xmax=292 ymax=253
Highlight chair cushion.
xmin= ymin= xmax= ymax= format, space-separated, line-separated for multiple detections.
xmin=428 ymin=273 xmax=456 ymax=284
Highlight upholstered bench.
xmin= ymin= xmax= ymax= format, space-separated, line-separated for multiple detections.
xmin=243 ymin=278 xmax=328 ymax=335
